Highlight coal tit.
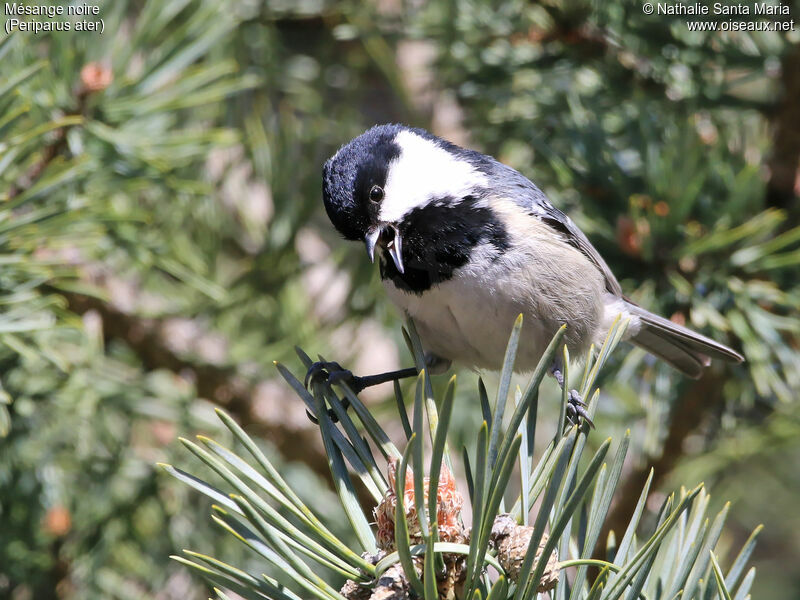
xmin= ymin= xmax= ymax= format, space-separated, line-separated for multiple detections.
xmin=316 ymin=124 xmax=743 ymax=422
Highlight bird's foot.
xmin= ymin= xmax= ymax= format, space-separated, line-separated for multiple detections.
xmin=566 ymin=389 xmax=594 ymax=429
xmin=303 ymin=362 xmax=420 ymax=424
xmin=550 ymin=363 xmax=595 ymax=429
xmin=304 ymin=360 xmax=361 ymax=389
xmin=303 ymin=361 xmax=356 ymax=423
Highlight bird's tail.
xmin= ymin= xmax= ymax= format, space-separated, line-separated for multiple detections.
xmin=624 ymin=302 xmax=744 ymax=378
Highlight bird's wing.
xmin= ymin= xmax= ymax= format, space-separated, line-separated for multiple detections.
xmin=496 ymin=162 xmax=624 ymax=296
xmin=537 ymin=203 xmax=624 ymax=297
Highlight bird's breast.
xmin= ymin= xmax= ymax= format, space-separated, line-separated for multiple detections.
xmin=382 ymin=215 xmax=607 ymax=372
xmin=378 ymin=196 xmax=510 ymax=294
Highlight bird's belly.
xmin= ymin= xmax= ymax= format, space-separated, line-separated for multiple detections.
xmin=383 ymin=258 xmax=603 ymax=372
xmin=384 ymin=278 xmax=531 ymax=370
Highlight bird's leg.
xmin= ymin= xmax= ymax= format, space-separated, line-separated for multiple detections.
xmin=304 ymin=361 xmax=418 ymax=423
xmin=549 ymin=362 xmax=594 ymax=428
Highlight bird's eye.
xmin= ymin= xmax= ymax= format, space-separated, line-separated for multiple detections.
xmin=369 ymin=185 xmax=384 ymax=203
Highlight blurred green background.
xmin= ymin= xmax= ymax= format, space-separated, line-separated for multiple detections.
xmin=1 ymin=1 xmax=799 ymax=598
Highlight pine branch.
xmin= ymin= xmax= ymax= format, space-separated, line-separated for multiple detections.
xmin=7 ymin=130 xmax=67 ymax=200
xmin=5 ymin=54 xmax=337 ymax=481
xmin=6 ymin=64 xmax=103 ymax=199
xmin=169 ymin=321 xmax=753 ymax=600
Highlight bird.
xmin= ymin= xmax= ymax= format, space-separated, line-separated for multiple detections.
xmin=309 ymin=123 xmax=744 ymax=424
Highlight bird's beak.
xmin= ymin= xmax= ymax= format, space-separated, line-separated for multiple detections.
xmin=365 ymin=227 xmax=381 ymax=263
xmin=365 ymin=224 xmax=404 ymax=274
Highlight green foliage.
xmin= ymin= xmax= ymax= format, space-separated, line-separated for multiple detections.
xmin=0 ymin=2 xmax=265 ymax=593
xmin=406 ymin=8 xmax=800 ymax=595
xmin=419 ymin=0 xmax=800 ymax=406
xmin=1 ymin=0 xmax=798 ymax=598
xmin=167 ymin=320 xmax=758 ymax=600
xmin=0 ymin=0 xmax=406 ymax=596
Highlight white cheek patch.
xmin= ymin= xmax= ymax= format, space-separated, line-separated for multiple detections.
xmin=379 ymin=130 xmax=489 ymax=223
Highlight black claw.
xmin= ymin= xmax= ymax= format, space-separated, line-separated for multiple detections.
xmin=303 ymin=361 xmax=418 ymax=425
xmin=305 ymin=404 xmax=346 ymax=425
xmin=568 ymin=392 xmax=587 ymax=408
xmin=566 ymin=389 xmax=594 ymax=428
xmin=305 ymin=361 xmax=347 ymax=389
xmin=327 ymin=368 xmax=355 ymax=385
xmin=551 ymin=363 xmax=595 ymax=428
xmin=304 ymin=361 xmax=356 ymax=424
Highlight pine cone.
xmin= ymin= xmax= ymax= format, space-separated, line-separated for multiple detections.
xmin=374 ymin=457 xmax=467 ymax=551
xmin=490 ymin=514 xmax=560 ymax=592
xmin=369 ymin=458 xmax=468 ymax=599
